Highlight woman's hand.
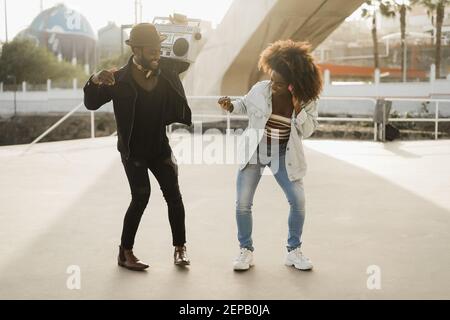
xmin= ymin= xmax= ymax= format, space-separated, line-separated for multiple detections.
xmin=292 ymin=96 xmax=303 ymax=115
xmin=218 ymin=96 xmax=234 ymax=112
xmin=289 ymin=85 xmax=303 ymax=115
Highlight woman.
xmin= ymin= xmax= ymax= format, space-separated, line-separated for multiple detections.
xmin=218 ymin=40 xmax=323 ymax=271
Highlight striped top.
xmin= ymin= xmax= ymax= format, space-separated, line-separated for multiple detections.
xmin=264 ymin=114 xmax=291 ymax=141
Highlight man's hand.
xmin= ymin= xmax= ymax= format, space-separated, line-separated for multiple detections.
xmin=91 ymin=68 xmax=117 ymax=86
xmin=218 ymin=96 xmax=233 ymax=113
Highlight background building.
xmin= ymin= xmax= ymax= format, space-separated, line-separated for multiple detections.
xmin=97 ymin=22 xmax=127 ymax=60
xmin=314 ymin=5 xmax=450 ymax=82
xmin=16 ymin=3 xmax=97 ymax=73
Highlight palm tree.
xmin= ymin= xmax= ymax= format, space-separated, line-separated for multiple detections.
xmin=362 ymin=1 xmax=396 ymax=70
xmin=412 ymin=0 xmax=449 ymax=79
xmin=383 ymin=1 xmax=413 ymax=82
xmin=395 ymin=1 xmax=412 ymax=81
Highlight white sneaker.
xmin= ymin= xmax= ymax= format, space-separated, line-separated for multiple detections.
xmin=233 ymin=248 xmax=254 ymax=271
xmin=285 ymin=248 xmax=313 ymax=271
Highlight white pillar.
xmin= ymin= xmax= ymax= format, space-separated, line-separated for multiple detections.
xmin=430 ymin=64 xmax=436 ymax=83
xmin=0 ymin=82 xmax=3 ymax=93
xmin=22 ymin=81 xmax=27 ymax=92
xmin=47 ymin=79 xmax=51 ymax=92
xmin=402 ymin=42 xmax=408 ymax=82
xmin=324 ymin=69 xmax=331 ymax=86
xmin=374 ymin=68 xmax=380 ymax=85
xmin=73 ymin=78 xmax=78 ymax=91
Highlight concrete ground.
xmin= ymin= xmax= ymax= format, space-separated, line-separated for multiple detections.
xmin=0 ymin=134 xmax=449 ymax=300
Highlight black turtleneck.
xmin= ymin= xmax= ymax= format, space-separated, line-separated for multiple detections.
xmin=128 ymin=75 xmax=172 ymax=160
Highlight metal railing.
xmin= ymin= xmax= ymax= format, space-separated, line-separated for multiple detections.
xmin=385 ymin=98 xmax=450 ymax=140
xmin=21 ymin=103 xmax=96 ymax=155
xmin=182 ymin=96 xmax=379 ymax=139
xmin=20 ymin=96 xmax=450 ymax=154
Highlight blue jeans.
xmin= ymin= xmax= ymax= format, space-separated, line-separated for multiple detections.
xmin=236 ymin=140 xmax=306 ymax=252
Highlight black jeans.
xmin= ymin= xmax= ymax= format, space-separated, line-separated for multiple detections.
xmin=120 ymin=151 xmax=186 ymax=249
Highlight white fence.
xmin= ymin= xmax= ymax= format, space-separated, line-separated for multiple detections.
xmin=17 ymin=95 xmax=450 ymax=155
xmin=1 ymin=78 xmax=449 ymax=116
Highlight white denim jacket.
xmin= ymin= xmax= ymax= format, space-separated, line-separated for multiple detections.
xmin=231 ymin=80 xmax=318 ymax=181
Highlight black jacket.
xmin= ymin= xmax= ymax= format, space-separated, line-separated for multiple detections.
xmin=83 ymin=56 xmax=192 ymax=160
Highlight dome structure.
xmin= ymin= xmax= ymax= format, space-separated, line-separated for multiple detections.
xmin=29 ymin=3 xmax=96 ymax=39
xmin=17 ymin=3 xmax=97 ymax=72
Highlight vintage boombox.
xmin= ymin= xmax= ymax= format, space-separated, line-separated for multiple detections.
xmin=153 ymin=15 xmax=203 ymax=64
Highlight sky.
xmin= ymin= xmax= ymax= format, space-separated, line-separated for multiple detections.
xmin=0 ymin=0 xmax=234 ymax=42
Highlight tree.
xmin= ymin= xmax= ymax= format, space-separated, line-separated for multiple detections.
xmin=0 ymin=39 xmax=88 ymax=84
xmin=387 ymin=1 xmax=413 ymax=82
xmin=378 ymin=1 xmax=414 ymax=81
xmin=411 ymin=0 xmax=449 ymax=78
xmin=361 ymin=1 xmax=396 ymax=70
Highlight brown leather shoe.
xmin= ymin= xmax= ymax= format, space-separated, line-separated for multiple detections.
xmin=118 ymin=246 xmax=149 ymax=271
xmin=174 ymin=246 xmax=190 ymax=266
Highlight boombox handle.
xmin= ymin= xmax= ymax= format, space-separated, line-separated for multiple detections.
xmin=153 ymin=16 xmax=202 ymax=28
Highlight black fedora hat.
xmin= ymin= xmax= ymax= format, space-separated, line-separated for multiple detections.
xmin=125 ymin=23 xmax=167 ymax=47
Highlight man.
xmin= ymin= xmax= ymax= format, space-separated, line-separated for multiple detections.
xmin=84 ymin=23 xmax=192 ymax=271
